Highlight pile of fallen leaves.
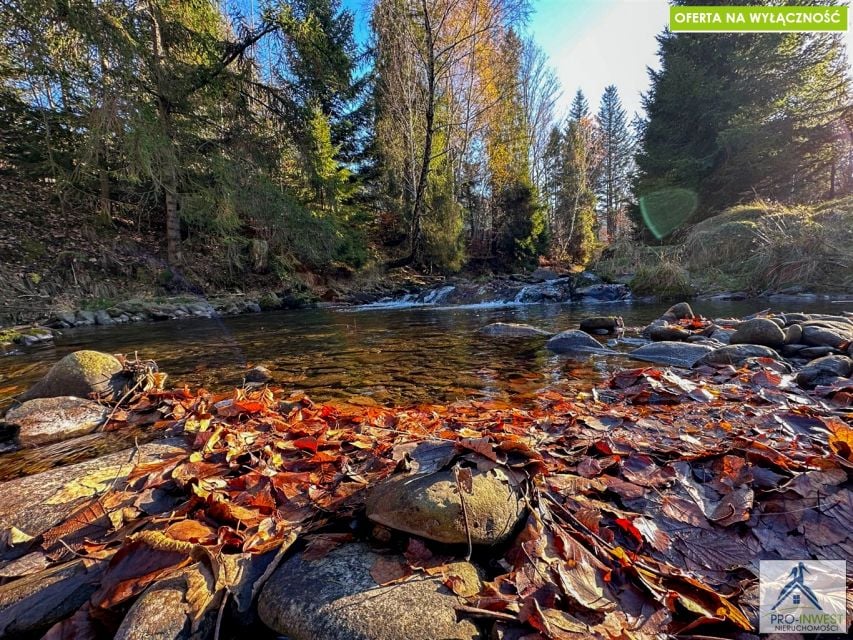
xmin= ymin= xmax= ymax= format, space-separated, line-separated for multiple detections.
xmin=14 ymin=356 xmax=853 ymax=638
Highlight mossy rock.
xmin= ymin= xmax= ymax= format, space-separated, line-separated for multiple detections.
xmin=19 ymin=350 xmax=127 ymax=401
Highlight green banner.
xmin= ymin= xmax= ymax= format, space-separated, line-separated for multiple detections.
xmin=670 ymin=5 xmax=848 ymax=32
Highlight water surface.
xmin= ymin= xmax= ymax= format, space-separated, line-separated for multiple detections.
xmin=1 ymin=298 xmax=847 ymax=477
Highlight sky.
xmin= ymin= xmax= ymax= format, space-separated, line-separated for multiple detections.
xmin=332 ymin=0 xmax=850 ymax=121
xmin=527 ymin=0 xmax=670 ymax=118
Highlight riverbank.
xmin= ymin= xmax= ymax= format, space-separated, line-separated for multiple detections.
xmin=595 ymin=198 xmax=853 ymax=298
xmin=0 ymin=304 xmax=851 ymax=638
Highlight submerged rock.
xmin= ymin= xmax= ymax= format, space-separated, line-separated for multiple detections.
xmin=1 ymin=396 xmax=108 ymax=446
xmin=574 ymin=283 xmax=630 ymax=301
xmin=478 ymin=322 xmax=550 ymax=338
xmin=730 ymin=318 xmax=785 ymax=347
xmin=546 ymin=330 xmax=618 ymax=355
xmin=697 ymin=344 xmax=781 ymax=366
xmin=18 ymin=350 xmax=126 ymax=401
xmin=258 ymin=543 xmax=481 ymax=640
xmin=366 ymin=465 xmax=525 ymax=545
xmin=629 ymin=342 xmax=714 ymax=369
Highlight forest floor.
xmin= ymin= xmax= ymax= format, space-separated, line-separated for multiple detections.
xmin=1 ymin=348 xmax=851 ymax=638
xmin=0 ymin=174 xmax=431 ymax=327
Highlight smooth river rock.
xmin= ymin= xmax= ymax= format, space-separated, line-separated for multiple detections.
xmin=579 ymin=317 xmax=623 ymax=334
xmin=0 ymin=558 xmax=109 ymax=637
xmin=546 ymin=330 xmax=617 ymax=356
xmin=1 ymin=396 xmax=108 ymax=446
xmin=697 ymin=344 xmax=781 ymax=366
xmin=257 ymin=543 xmax=480 ymax=640
xmin=366 ymin=465 xmax=525 ymax=545
xmin=0 ymin=440 xmax=187 ymax=540
xmin=18 ymin=350 xmax=126 ymax=401
xmin=801 ymin=324 xmax=851 ymax=349
xmin=478 ymin=322 xmax=550 ymax=338
xmin=628 ymin=342 xmax=714 ymax=369
xmin=730 ymin=318 xmax=786 ymax=348
xmin=114 ymin=563 xmax=217 ymax=640
xmin=795 ymin=355 xmax=853 ymax=389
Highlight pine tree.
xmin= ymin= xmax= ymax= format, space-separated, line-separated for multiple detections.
xmin=569 ymin=89 xmax=590 ymax=122
xmin=596 ymin=85 xmax=633 ymax=241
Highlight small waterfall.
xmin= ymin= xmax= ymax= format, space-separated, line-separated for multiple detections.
xmin=513 ymin=285 xmax=533 ymax=304
xmin=428 ymin=285 xmax=456 ymax=304
xmin=350 ymin=285 xmax=455 ymax=311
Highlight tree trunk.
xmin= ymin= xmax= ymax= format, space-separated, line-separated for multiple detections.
xmin=165 ymin=185 xmax=182 ymax=266
xmin=148 ymin=1 xmax=182 ymax=266
xmin=407 ymin=0 xmax=437 ymax=263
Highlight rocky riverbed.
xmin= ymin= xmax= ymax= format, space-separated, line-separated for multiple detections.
xmin=0 ymin=304 xmax=851 ymax=639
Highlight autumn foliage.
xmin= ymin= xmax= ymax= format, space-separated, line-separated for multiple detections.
xmin=25 ymin=355 xmax=853 ymax=638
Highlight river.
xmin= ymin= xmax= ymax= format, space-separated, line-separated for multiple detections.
xmin=0 ymin=298 xmax=847 ymax=478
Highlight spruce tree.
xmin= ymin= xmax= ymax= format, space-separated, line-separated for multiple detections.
xmin=596 ymin=85 xmax=633 ymax=241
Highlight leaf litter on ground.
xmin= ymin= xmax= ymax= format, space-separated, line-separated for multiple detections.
xmin=3 ymin=355 xmax=852 ymax=639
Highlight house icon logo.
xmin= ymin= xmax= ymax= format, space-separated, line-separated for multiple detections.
xmin=760 ymin=560 xmax=846 ymax=634
xmin=770 ymin=562 xmax=822 ymax=611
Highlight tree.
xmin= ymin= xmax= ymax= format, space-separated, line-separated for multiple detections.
xmin=635 ymin=0 xmax=852 ymax=230
xmin=543 ymin=91 xmax=600 ymax=265
xmin=372 ymin=0 xmax=532 ymax=270
xmin=596 ymin=85 xmax=633 ymax=241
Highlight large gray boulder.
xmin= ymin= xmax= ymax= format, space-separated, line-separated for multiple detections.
xmin=257 ymin=544 xmax=481 ymax=640
xmin=629 ymin=342 xmax=714 ymax=369
xmin=1 ymin=396 xmax=108 ymax=446
xmin=730 ymin=318 xmax=785 ymax=347
xmin=478 ymin=322 xmax=550 ymax=338
xmin=546 ymin=330 xmax=617 ymax=355
xmin=18 ymin=350 xmax=126 ymax=401
xmin=697 ymin=344 xmax=781 ymax=366
xmin=366 ymin=465 xmax=525 ymax=545
xmin=795 ymin=355 xmax=853 ymax=389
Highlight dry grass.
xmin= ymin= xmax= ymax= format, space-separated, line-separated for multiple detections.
xmin=609 ymin=198 xmax=853 ymax=296
xmin=629 ymin=257 xmax=693 ymax=299
xmin=683 ymin=198 xmax=853 ymax=293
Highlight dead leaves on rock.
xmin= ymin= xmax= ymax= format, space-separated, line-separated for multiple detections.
xmin=8 ymin=357 xmax=852 ymax=638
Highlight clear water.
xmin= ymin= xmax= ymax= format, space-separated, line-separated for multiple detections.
xmin=0 ymin=298 xmax=847 ymax=477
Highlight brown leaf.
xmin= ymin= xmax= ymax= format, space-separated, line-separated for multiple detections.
xmin=165 ymin=520 xmax=217 ymax=545
xmin=369 ymin=555 xmax=410 ymax=585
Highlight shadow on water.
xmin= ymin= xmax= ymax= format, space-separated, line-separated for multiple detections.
xmin=0 ymin=298 xmax=848 ymax=476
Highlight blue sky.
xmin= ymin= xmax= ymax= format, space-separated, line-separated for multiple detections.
xmin=249 ymin=0 xmax=851 ymax=120
xmin=338 ymin=0 xmax=669 ymax=117
xmin=528 ymin=0 xmax=670 ymax=118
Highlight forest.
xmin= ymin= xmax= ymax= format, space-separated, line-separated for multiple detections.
xmin=1 ymin=0 xmax=849 ymax=305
